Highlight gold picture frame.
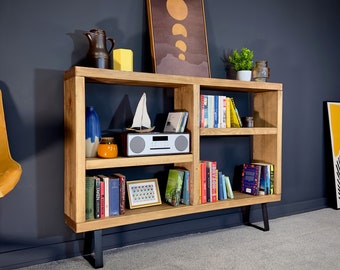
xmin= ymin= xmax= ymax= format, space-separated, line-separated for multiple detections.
xmin=126 ymin=178 xmax=162 ymax=209
xmin=146 ymin=0 xmax=211 ymax=77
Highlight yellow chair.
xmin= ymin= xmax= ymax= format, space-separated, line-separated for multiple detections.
xmin=0 ymin=90 xmax=22 ymax=197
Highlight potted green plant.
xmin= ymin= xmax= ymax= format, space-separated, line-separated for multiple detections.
xmin=228 ymin=48 xmax=254 ymax=81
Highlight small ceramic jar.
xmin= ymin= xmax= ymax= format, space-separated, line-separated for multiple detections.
xmin=252 ymin=61 xmax=270 ymax=82
xmin=242 ymin=116 xmax=254 ymax=127
xmin=97 ymin=137 xmax=118 ymax=158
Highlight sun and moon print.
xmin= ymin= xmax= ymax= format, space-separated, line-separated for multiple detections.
xmin=147 ymin=0 xmax=210 ymax=77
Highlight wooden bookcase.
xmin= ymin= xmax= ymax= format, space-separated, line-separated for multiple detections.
xmin=64 ymin=66 xmax=282 ymax=266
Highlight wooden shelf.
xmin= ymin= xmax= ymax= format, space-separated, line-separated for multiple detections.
xmin=86 ymin=154 xmax=193 ymax=169
xmin=200 ymin=127 xmax=278 ymax=136
xmin=65 ymin=192 xmax=281 ymax=233
xmin=64 ymin=66 xmax=282 ymax=92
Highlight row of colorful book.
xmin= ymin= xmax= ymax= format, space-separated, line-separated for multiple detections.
xmin=165 ymin=168 xmax=190 ymax=206
xmin=85 ymin=174 xmax=126 ymax=220
xmin=241 ymin=163 xmax=274 ymax=196
xmin=200 ymin=94 xmax=243 ymax=128
xmin=200 ymin=160 xmax=234 ymax=203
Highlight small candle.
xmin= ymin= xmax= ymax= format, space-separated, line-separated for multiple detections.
xmin=113 ymin=49 xmax=133 ymax=71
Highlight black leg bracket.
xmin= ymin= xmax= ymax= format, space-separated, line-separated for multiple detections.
xmin=83 ymin=230 xmax=104 ymax=268
xmin=242 ymin=203 xmax=270 ymax=231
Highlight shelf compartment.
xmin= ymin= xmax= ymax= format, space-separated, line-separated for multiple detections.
xmin=86 ymin=154 xmax=193 ymax=169
xmin=65 ymin=192 xmax=281 ymax=233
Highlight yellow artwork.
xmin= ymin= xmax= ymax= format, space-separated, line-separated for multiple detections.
xmin=329 ymin=104 xmax=340 ymax=156
xmin=327 ymin=102 xmax=340 ymax=209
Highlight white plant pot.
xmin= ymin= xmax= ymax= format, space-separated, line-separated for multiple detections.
xmin=236 ymin=70 xmax=252 ymax=81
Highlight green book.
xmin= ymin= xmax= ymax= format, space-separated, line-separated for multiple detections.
xmin=165 ymin=169 xmax=184 ymax=206
xmin=225 ymin=175 xmax=234 ymax=199
xmin=85 ymin=176 xmax=95 ymax=220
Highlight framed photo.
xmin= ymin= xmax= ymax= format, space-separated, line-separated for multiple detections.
xmin=325 ymin=102 xmax=340 ymax=209
xmin=126 ymin=178 xmax=162 ymax=209
xmin=146 ymin=0 xmax=211 ymax=77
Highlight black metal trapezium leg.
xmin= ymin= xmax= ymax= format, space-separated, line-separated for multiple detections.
xmin=242 ymin=203 xmax=270 ymax=231
xmin=83 ymin=230 xmax=103 ymax=268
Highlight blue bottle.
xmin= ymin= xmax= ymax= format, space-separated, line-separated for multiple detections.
xmin=85 ymin=106 xmax=101 ymax=157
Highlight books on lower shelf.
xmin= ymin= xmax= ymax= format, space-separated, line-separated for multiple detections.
xmin=241 ymin=162 xmax=274 ymax=196
xmin=251 ymin=162 xmax=274 ymax=195
xmin=199 ymin=160 xmax=234 ymax=203
xmin=85 ymin=174 xmax=126 ymax=220
xmin=165 ymin=168 xmax=190 ymax=206
xmin=200 ymin=94 xmax=242 ymax=128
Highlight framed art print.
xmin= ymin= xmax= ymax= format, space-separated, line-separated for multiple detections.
xmin=146 ymin=0 xmax=211 ymax=77
xmin=126 ymin=178 xmax=162 ymax=209
xmin=326 ymin=102 xmax=340 ymax=209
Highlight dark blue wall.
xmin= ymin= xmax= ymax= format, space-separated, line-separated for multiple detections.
xmin=1 ymin=0 xmax=340 ymax=268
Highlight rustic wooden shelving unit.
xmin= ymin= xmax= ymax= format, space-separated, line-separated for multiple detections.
xmin=64 ymin=66 xmax=283 ymax=268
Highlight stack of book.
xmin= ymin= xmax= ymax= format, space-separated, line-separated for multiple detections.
xmin=200 ymin=95 xmax=242 ymax=128
xmin=165 ymin=168 xmax=190 ymax=206
xmin=164 ymin=111 xmax=189 ymax=133
xmin=85 ymin=173 xmax=126 ymax=220
xmin=200 ymin=160 xmax=234 ymax=203
xmin=241 ymin=163 xmax=274 ymax=196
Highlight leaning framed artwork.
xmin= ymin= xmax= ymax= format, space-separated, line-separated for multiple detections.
xmin=146 ymin=0 xmax=211 ymax=77
xmin=325 ymin=101 xmax=340 ymax=209
xmin=126 ymin=178 xmax=162 ymax=209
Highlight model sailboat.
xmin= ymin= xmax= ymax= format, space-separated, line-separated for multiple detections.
xmin=126 ymin=92 xmax=155 ymax=133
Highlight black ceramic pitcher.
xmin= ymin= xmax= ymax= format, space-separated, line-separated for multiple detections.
xmin=84 ymin=29 xmax=115 ymax=69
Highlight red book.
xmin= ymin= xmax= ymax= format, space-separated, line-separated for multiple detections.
xmin=210 ymin=161 xmax=217 ymax=202
xmin=202 ymin=160 xmax=217 ymax=202
xmin=113 ymin=173 xmax=126 ymax=215
xmin=200 ymin=94 xmax=205 ymax=128
xmin=100 ymin=179 xmax=105 ymax=218
xmin=98 ymin=175 xmax=110 ymax=217
xmin=200 ymin=162 xmax=207 ymax=204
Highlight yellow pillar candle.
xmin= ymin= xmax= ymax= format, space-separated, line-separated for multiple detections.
xmin=113 ymin=49 xmax=133 ymax=71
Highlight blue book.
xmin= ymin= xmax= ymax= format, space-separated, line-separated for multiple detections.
xmin=262 ymin=165 xmax=270 ymax=195
xmin=180 ymin=111 xmax=189 ymax=132
xmin=109 ymin=177 xmax=120 ymax=216
xmin=214 ymin=95 xmax=219 ymax=128
xmin=181 ymin=170 xmax=190 ymax=205
xmin=222 ymin=175 xmax=227 ymax=199
xmin=218 ymin=171 xmax=224 ymax=200
xmin=241 ymin=164 xmax=261 ymax=195
xmin=252 ymin=162 xmax=272 ymax=195
xmin=258 ymin=167 xmax=266 ymax=195
xmin=265 ymin=164 xmax=273 ymax=194
xmin=203 ymin=95 xmax=208 ymax=128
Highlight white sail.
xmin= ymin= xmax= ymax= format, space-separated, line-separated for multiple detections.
xmin=127 ymin=92 xmax=155 ymax=132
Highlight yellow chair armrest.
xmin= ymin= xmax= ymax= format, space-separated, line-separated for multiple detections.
xmin=0 ymin=160 xmax=22 ymax=198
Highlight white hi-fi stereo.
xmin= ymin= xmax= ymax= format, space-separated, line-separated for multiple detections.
xmin=122 ymin=133 xmax=190 ymax=156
